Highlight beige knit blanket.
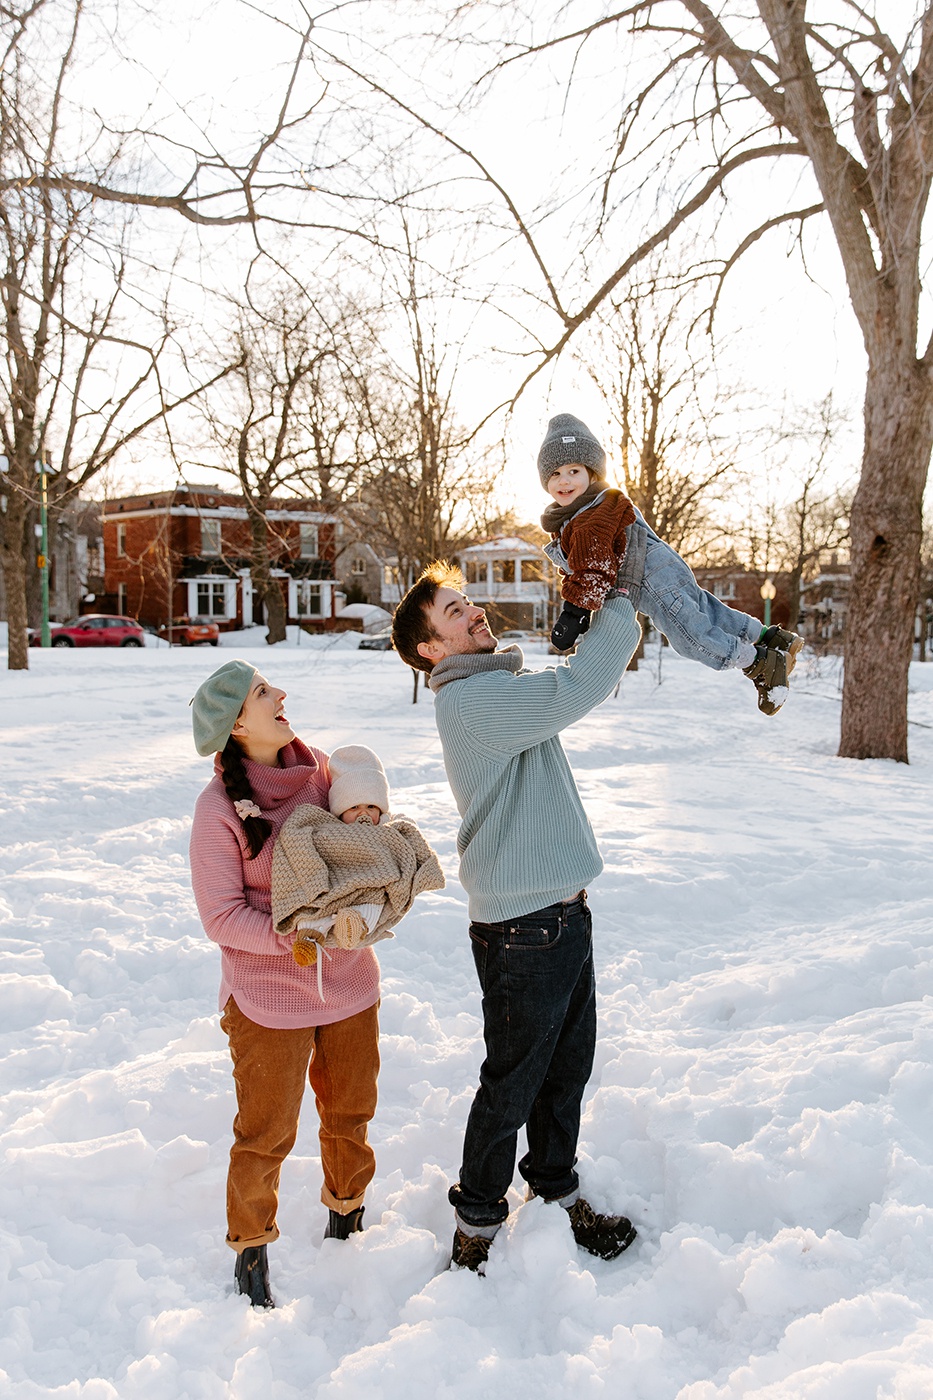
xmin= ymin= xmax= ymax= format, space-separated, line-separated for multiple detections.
xmin=271 ymin=805 xmax=445 ymax=945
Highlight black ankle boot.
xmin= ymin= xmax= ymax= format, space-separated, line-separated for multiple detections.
xmin=234 ymin=1245 xmax=274 ymax=1308
xmin=324 ymin=1206 xmax=365 ymax=1240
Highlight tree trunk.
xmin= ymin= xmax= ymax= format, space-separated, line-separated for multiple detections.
xmin=839 ymin=363 xmax=933 ymax=761
xmin=626 ymin=613 xmax=647 ymax=671
xmin=918 ymin=604 xmax=927 ymax=664
xmin=263 ymin=579 xmax=287 ymax=645
xmin=247 ymin=508 xmax=287 ymax=645
xmin=2 ymin=496 xmax=31 ymax=671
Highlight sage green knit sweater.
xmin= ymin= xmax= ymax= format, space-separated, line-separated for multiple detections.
xmin=428 ymin=596 xmax=640 ymax=922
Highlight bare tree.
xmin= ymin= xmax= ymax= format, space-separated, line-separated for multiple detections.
xmin=347 ymin=228 xmax=502 ymax=595
xmin=581 ymin=269 xmax=740 ymax=559
xmin=0 ymin=1 xmax=235 ymax=669
xmin=918 ymin=517 xmax=933 ymax=661
xmin=189 ymin=290 xmax=368 ymax=643
xmin=772 ymin=400 xmax=854 ymax=630
xmin=361 ymin=3 xmax=933 ymax=760
xmin=715 ymin=396 xmax=853 ymax=626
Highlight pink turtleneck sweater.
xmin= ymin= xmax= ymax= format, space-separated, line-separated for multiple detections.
xmin=189 ymin=737 xmax=381 ymax=1029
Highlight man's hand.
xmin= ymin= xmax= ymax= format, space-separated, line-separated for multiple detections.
xmin=551 ymin=602 xmax=592 ymax=651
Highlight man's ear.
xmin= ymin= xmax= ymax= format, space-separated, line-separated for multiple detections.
xmin=417 ymin=638 xmax=442 ymax=664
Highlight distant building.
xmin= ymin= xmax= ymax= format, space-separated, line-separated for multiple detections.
xmin=0 ymin=496 xmax=103 ymax=626
xmin=335 ymin=538 xmax=384 ymax=608
xmin=457 ymin=536 xmax=554 ymax=632
xmin=691 ymin=564 xmax=793 ymax=630
xmin=799 ymin=557 xmax=850 ymax=645
xmin=101 ymin=485 xmax=342 ymax=631
xmin=56 ymin=499 xmax=105 ymax=620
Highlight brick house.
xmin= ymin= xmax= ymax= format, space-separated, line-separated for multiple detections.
xmin=692 ymin=564 xmax=793 ymax=630
xmin=101 ymin=485 xmax=342 ymax=632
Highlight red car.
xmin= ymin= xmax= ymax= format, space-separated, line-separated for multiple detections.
xmin=30 ymin=614 xmax=146 ymax=647
xmin=158 ymin=616 xmax=220 ymax=646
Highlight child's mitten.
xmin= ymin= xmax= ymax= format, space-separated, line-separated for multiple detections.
xmin=551 ymin=602 xmax=591 ymax=651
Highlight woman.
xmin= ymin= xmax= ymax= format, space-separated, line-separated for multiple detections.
xmin=189 ymin=659 xmax=380 ymax=1308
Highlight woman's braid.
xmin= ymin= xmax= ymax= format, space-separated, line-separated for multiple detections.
xmin=220 ymin=738 xmax=272 ymax=859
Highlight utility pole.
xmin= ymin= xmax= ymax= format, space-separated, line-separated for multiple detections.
xmin=35 ymin=459 xmax=54 ymax=647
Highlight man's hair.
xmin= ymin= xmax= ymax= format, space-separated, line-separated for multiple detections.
xmin=392 ymin=561 xmax=465 ymax=674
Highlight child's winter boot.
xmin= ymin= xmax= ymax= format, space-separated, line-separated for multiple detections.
xmin=760 ymin=624 xmax=804 ymax=674
xmin=743 ymin=643 xmax=792 ymax=715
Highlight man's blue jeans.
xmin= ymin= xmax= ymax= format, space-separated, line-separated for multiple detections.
xmin=449 ymin=894 xmax=596 ymax=1227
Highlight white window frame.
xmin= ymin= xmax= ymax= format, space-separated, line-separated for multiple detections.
xmin=350 ymin=555 xmax=367 ymax=575
xmin=712 ymin=579 xmax=736 ymax=600
xmin=188 ymin=577 xmax=236 ymax=619
xmin=299 ymin=523 xmax=319 ymax=559
xmin=201 ymin=517 xmax=222 ymax=557
xmin=290 ymin=578 xmax=323 ymax=617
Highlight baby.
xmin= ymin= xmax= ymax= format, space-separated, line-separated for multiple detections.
xmin=539 ymin=413 xmax=803 ymax=715
xmin=271 ymin=745 xmax=444 ymax=990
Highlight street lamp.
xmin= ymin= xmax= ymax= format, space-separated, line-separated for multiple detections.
xmin=760 ymin=576 xmax=776 ymax=630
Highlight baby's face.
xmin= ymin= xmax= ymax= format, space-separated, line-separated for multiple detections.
xmin=546 ymin=464 xmax=591 ymax=506
xmin=340 ymin=803 xmax=382 ymax=825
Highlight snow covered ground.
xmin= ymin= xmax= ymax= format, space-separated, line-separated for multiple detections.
xmin=1 ymin=630 xmax=932 ymax=1399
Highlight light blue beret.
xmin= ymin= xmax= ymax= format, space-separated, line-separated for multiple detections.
xmin=190 ymin=659 xmax=257 ymax=756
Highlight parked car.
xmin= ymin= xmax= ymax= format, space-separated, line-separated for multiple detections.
xmin=29 ymin=614 xmax=145 ymax=647
xmin=358 ymin=626 xmax=394 ymax=651
xmin=158 ymin=616 xmax=220 ymax=646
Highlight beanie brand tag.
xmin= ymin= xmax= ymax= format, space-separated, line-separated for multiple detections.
xmin=562 ymin=435 xmax=576 ymax=443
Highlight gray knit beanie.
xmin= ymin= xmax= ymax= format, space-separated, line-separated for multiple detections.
xmin=190 ymin=659 xmax=257 ymax=756
xmin=328 ymin=744 xmax=390 ymax=816
xmin=537 ymin=413 xmax=606 ymax=486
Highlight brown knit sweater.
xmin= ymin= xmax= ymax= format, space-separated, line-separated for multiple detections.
xmin=549 ymin=489 xmax=637 ymax=610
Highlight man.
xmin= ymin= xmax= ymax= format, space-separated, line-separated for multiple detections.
xmin=392 ymin=561 xmax=641 ymax=1273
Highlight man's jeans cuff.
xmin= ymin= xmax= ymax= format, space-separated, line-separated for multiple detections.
xmin=448 ymin=1182 xmax=509 ymax=1228
xmin=527 ymin=1185 xmax=579 ymax=1209
xmin=455 ymin=1212 xmax=501 ymax=1241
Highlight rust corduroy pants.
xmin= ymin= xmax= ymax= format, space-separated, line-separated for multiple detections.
xmin=220 ymin=996 xmax=380 ymax=1252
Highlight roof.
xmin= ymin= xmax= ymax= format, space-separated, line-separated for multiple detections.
xmin=459 ymin=535 xmax=542 ymax=557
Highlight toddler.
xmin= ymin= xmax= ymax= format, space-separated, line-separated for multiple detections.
xmin=539 ymin=413 xmax=803 ymax=714
xmin=271 ymin=745 xmax=444 ymax=993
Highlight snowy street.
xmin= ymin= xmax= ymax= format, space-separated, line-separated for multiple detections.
xmin=1 ymin=635 xmax=932 ymax=1398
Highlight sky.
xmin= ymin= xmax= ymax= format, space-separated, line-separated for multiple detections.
xmin=36 ymin=1 xmax=910 ymax=527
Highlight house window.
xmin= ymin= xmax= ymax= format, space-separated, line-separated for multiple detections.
xmin=351 ymin=555 xmax=367 ymax=575
xmin=299 ymin=524 xmax=318 ymax=559
xmin=464 ymin=560 xmax=486 ymax=585
xmin=295 ymin=580 xmax=322 ymax=616
xmin=521 ymin=557 xmax=545 ymax=582
xmin=201 ymin=518 xmax=222 ymax=556
xmin=712 ymin=579 xmax=736 ymax=600
xmin=197 ymin=580 xmax=229 ymax=617
xmin=492 ymin=559 xmax=515 ymax=583
xmin=116 ymin=523 xmax=126 ymax=558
